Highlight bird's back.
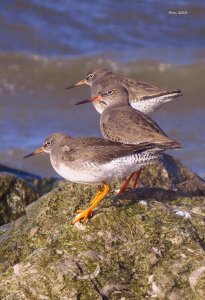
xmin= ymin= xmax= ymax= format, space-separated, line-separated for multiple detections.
xmin=100 ymin=105 xmax=181 ymax=148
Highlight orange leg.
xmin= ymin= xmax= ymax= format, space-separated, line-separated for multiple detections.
xmin=132 ymin=168 xmax=142 ymax=189
xmin=117 ymin=172 xmax=136 ymax=195
xmin=72 ymin=182 xmax=110 ymax=224
xmin=117 ymin=169 xmax=142 ymax=195
xmin=89 ymin=186 xmax=103 ymax=205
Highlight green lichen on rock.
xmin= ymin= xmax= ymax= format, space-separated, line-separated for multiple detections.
xmin=140 ymin=154 xmax=205 ymax=196
xmin=0 ymin=163 xmax=59 ymax=225
xmin=0 ymin=172 xmax=39 ymax=225
xmin=0 ymin=155 xmax=205 ymax=299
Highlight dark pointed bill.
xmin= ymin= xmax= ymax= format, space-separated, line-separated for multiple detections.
xmin=66 ymin=79 xmax=87 ymax=90
xmin=23 ymin=147 xmax=44 ymax=159
xmin=75 ymin=99 xmax=93 ymax=105
xmin=75 ymin=95 xmax=102 ymax=105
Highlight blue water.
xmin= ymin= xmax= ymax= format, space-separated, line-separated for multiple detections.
xmin=0 ymin=0 xmax=205 ymax=63
xmin=0 ymin=0 xmax=205 ymax=177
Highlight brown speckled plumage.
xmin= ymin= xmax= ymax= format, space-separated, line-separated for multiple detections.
xmin=87 ymin=85 xmax=181 ymax=150
xmin=24 ymin=133 xmax=165 ymax=186
xmin=67 ymin=68 xmax=182 ymax=115
xmin=47 ymin=134 xmax=157 ymax=166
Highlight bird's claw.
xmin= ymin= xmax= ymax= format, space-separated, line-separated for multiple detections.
xmin=72 ymin=208 xmax=93 ymax=224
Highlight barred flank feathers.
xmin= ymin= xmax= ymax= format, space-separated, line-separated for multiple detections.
xmin=156 ymin=140 xmax=182 ymax=150
xmin=141 ymin=89 xmax=182 ymax=101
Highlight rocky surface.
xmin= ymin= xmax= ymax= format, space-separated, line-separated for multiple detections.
xmin=0 ymin=164 xmax=59 ymax=225
xmin=0 ymin=154 xmax=205 ymax=299
xmin=0 ymin=163 xmax=59 ymax=195
xmin=140 ymin=154 xmax=205 ymax=196
xmin=0 ymin=172 xmax=39 ymax=225
xmin=0 ymin=163 xmax=42 ymax=181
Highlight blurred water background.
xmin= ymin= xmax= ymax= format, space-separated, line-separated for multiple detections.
xmin=0 ymin=0 xmax=205 ymax=177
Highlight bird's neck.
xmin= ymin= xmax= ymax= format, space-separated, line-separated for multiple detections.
xmin=103 ymin=101 xmax=128 ymax=112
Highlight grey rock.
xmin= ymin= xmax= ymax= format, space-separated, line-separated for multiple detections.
xmin=0 ymin=155 xmax=204 ymax=299
xmin=0 ymin=172 xmax=39 ymax=225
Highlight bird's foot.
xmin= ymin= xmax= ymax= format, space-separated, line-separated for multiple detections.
xmin=72 ymin=182 xmax=110 ymax=225
xmin=117 ymin=186 xmax=129 ymax=195
xmin=72 ymin=208 xmax=93 ymax=224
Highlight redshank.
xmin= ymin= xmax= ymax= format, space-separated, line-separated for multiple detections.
xmin=75 ymin=85 xmax=182 ymax=193
xmin=24 ymin=133 xmax=176 ymax=224
xmin=67 ymin=69 xmax=182 ymax=192
xmin=66 ymin=68 xmax=182 ymax=114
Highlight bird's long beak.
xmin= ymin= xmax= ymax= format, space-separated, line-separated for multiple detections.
xmin=66 ymin=79 xmax=88 ymax=90
xmin=24 ymin=146 xmax=45 ymax=159
xmin=75 ymin=94 xmax=102 ymax=105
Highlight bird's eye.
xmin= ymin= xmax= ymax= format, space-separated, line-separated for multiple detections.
xmin=107 ymin=90 xmax=113 ymax=95
xmin=87 ymin=73 xmax=94 ymax=79
xmin=44 ymin=141 xmax=51 ymax=147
